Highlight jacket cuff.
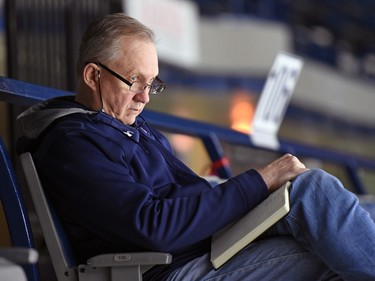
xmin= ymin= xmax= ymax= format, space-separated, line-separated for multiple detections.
xmin=233 ymin=169 xmax=269 ymax=210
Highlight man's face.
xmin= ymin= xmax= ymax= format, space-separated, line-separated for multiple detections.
xmin=99 ymin=37 xmax=159 ymax=125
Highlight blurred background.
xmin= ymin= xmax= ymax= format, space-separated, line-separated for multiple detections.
xmin=1 ymin=0 xmax=375 ymax=189
xmin=0 ymin=0 xmax=375 ymax=188
xmin=0 ymin=0 xmax=375 ymax=279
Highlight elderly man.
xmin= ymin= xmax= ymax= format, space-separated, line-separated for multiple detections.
xmin=17 ymin=13 xmax=375 ymax=280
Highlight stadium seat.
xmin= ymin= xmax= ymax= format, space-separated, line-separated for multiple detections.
xmin=19 ymin=152 xmax=172 ymax=281
xmin=0 ymin=247 xmax=38 ymax=281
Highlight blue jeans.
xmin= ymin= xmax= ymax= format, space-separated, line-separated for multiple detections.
xmin=166 ymin=169 xmax=375 ymax=281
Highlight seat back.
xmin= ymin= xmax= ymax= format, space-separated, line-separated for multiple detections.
xmin=0 ymin=137 xmax=40 ymax=281
xmin=20 ymin=152 xmax=78 ymax=281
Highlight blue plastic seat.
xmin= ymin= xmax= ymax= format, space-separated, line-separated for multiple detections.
xmin=0 ymin=137 xmax=40 ymax=281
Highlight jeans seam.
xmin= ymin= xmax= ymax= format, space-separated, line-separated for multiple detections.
xmin=284 ymin=210 xmax=319 ymax=257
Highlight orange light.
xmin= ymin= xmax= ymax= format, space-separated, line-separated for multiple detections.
xmin=230 ymin=90 xmax=255 ymax=134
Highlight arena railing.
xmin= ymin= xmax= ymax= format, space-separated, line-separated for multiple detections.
xmin=1 ymin=76 xmax=375 ymax=195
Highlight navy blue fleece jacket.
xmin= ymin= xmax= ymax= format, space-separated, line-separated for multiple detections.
xmin=17 ymin=96 xmax=269 ymax=280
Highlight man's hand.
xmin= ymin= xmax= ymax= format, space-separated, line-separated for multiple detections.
xmin=256 ymin=154 xmax=309 ymax=193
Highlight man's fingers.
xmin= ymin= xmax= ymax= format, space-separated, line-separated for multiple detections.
xmin=256 ymin=154 xmax=309 ymax=192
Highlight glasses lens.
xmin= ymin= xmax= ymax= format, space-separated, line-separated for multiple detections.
xmin=129 ymin=80 xmax=166 ymax=94
xmin=150 ymin=80 xmax=165 ymax=94
xmin=129 ymin=82 xmax=145 ymax=94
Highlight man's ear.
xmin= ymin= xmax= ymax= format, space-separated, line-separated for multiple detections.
xmin=83 ymin=63 xmax=100 ymax=91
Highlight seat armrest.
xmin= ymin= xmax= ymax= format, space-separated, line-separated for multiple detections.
xmin=0 ymin=247 xmax=38 ymax=264
xmin=87 ymin=252 xmax=172 ymax=267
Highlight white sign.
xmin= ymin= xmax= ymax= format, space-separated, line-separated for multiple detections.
xmin=251 ymin=52 xmax=303 ymax=150
xmin=124 ymin=0 xmax=199 ymax=67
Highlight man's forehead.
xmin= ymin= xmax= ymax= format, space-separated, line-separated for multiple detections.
xmin=116 ymin=40 xmax=158 ymax=77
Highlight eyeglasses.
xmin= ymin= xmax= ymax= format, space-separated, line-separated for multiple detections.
xmin=95 ymin=62 xmax=166 ymax=94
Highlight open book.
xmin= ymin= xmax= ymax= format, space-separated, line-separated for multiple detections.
xmin=210 ymin=181 xmax=291 ymax=269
